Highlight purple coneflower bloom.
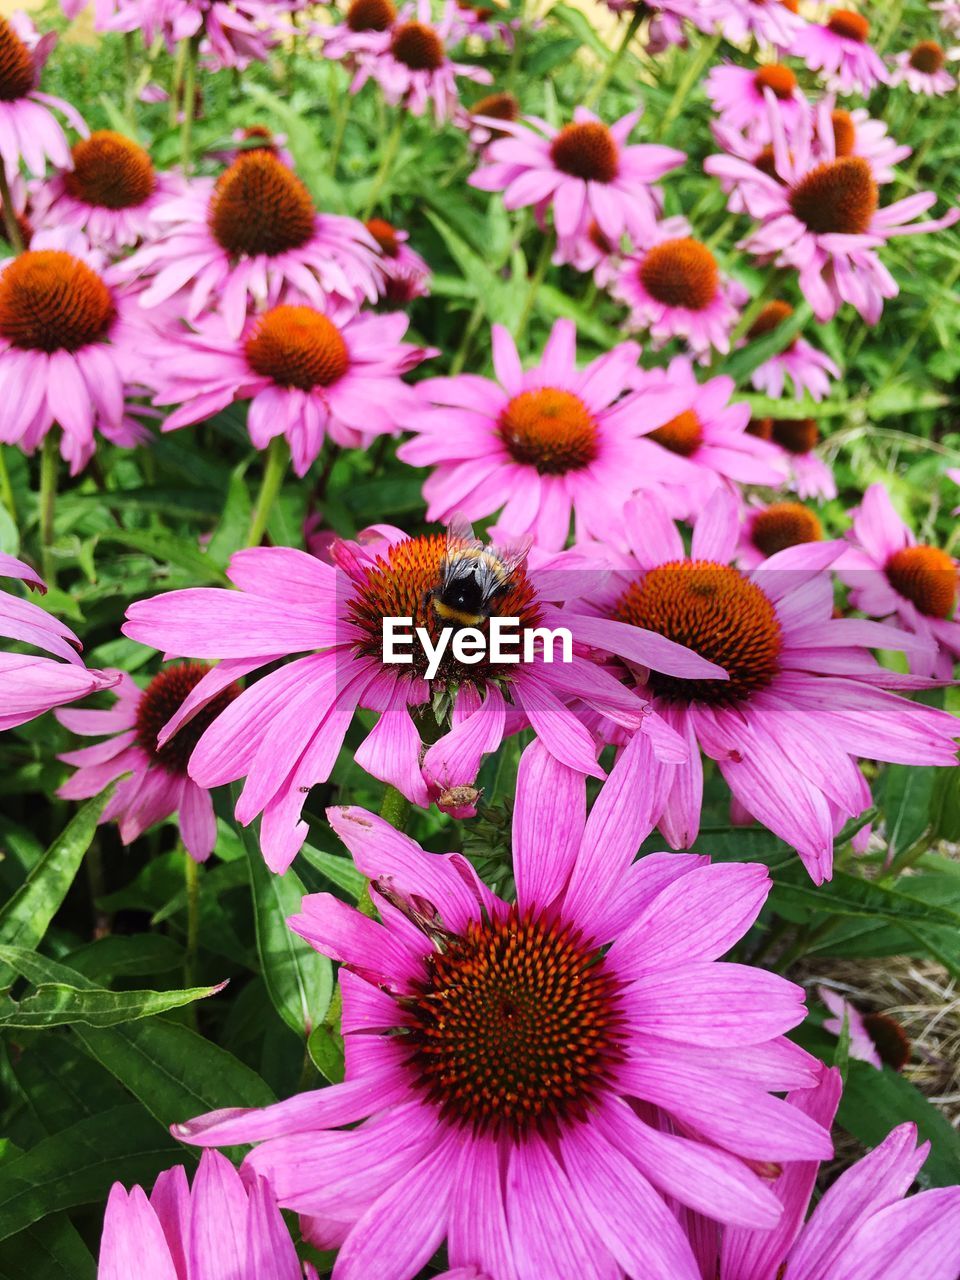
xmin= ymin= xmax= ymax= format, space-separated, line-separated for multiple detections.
xmin=57 ymin=664 xmax=241 ymax=862
xmin=735 ymin=499 xmax=823 ymax=571
xmin=573 ymin=488 xmax=959 ymax=883
xmin=123 ymin=528 xmax=718 ymax=869
xmin=120 ymin=151 xmax=383 ymax=339
xmin=470 ymin=105 xmax=684 ymax=243
xmin=365 ymin=216 xmax=431 ymax=304
xmin=97 ymin=1149 xmax=314 ymax=1279
xmin=0 ymin=553 xmax=118 ymax=731
xmin=0 ymin=12 xmax=87 ymax=180
xmin=791 ymin=7 xmax=889 ymax=94
xmin=890 ymin=40 xmax=957 ymax=95
xmin=145 ymin=299 xmax=432 ymax=475
xmin=838 ymin=481 xmax=960 ymax=678
xmin=743 ymin=301 xmax=841 ymax=403
xmin=705 ymin=62 xmax=809 ymax=144
xmin=706 ymin=0 xmax=805 ymax=49
xmin=172 ymin=745 xmax=833 ymax=1279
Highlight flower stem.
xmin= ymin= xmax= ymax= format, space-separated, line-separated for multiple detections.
xmin=39 ymin=430 xmax=59 ymax=587
xmin=123 ymin=31 xmax=137 ymax=119
xmin=450 ymin=297 xmax=485 ymax=375
xmin=379 ymin=783 xmax=411 ymax=831
xmin=184 ymin=849 xmax=200 ymax=987
xmin=180 ymin=36 xmax=200 ymax=175
xmin=363 ymin=113 xmax=405 ymax=219
xmin=0 ymin=447 xmax=15 ymax=525
xmin=657 ymin=32 xmax=720 ymax=138
xmin=0 ymin=164 xmax=23 ymax=254
xmin=584 ymin=7 xmax=643 ymax=109
xmin=515 ymin=231 xmax=554 ymax=347
xmin=169 ymin=37 xmax=187 ymax=128
xmin=246 ymin=435 xmax=288 ymax=548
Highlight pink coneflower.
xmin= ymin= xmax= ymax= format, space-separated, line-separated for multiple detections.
xmin=350 ymin=0 xmax=491 ymax=122
xmin=621 ymin=356 xmax=786 ymax=520
xmin=57 ymin=663 xmax=241 ymax=862
xmin=456 ymin=88 xmax=520 ymax=149
xmin=575 ymin=488 xmax=960 ymax=883
xmin=890 ymin=40 xmax=957 ymax=95
xmin=207 ymin=123 xmax=295 ymax=169
xmin=736 ymin=498 xmax=823 ymax=570
xmin=706 ymin=0 xmax=805 ymax=50
xmin=315 ymin=0 xmax=398 ymax=63
xmin=817 ymin=985 xmax=884 ymax=1069
xmin=611 ymin=216 xmax=749 ymax=358
xmin=97 ymin=1150 xmax=312 ymax=1280
xmin=696 ymin=1071 xmax=960 ymax=1280
xmin=0 ymin=13 xmax=87 ymax=180
xmin=838 ymin=481 xmax=960 ymax=678
xmin=791 ymin=7 xmax=889 ymax=94
xmin=123 ymin=529 xmax=718 ymax=870
xmin=470 ymin=106 xmax=684 ymax=243
xmin=705 ymin=63 xmax=809 ymax=143
xmin=706 ymin=100 xmax=959 ymax=324
xmin=146 ymin=301 xmax=432 ymax=476
xmin=749 ymin=414 xmax=837 ymax=501
xmin=30 ymin=131 xmax=180 ymax=252
xmin=744 ymin=300 xmax=840 ymax=402
xmin=396 ymin=318 xmax=703 ymax=549
xmin=121 ymin=151 xmax=383 ymax=339
xmin=104 ymin=0 xmax=291 ymax=71
xmin=553 ymin=218 xmax=620 ymax=285
xmin=0 ymin=553 xmax=118 ymax=731
xmin=0 ymin=234 xmax=143 ymax=474
xmin=173 ymin=756 xmax=834 ymax=1277
xmin=822 ymin=100 xmax=911 ymax=184
xmin=365 ymin=216 xmax=431 ymax=304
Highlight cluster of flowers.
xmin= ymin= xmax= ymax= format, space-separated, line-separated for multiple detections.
xmin=1 ymin=0 xmax=959 ymax=1275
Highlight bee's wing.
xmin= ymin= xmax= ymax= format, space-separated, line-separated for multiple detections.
xmin=489 ymin=531 xmax=534 ymax=577
xmin=445 ymin=515 xmax=483 ymax=558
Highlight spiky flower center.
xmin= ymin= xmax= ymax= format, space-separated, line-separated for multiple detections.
xmin=827 ymin=8 xmax=869 ymax=41
xmin=550 ymin=122 xmax=619 ymax=184
xmin=755 ymin=145 xmax=783 ymax=182
xmin=772 ymin=417 xmax=819 ymax=455
xmin=64 ymin=131 xmax=156 ymax=211
xmin=751 ymin=503 xmax=823 ymax=558
xmin=209 ymin=152 xmax=315 ymax=258
xmin=348 ymin=533 xmax=542 ymax=682
xmin=245 ymin=305 xmax=349 ymax=390
xmin=639 ymin=238 xmax=719 ymax=311
xmin=831 ymin=109 xmax=856 ymax=157
xmin=498 ymin=388 xmax=600 ymax=474
xmin=391 ymin=21 xmax=444 ymax=70
xmin=861 ymin=1012 xmax=911 ymax=1071
xmin=0 ymin=17 xmax=34 ymax=102
xmin=614 ymin=561 xmax=782 ymax=704
xmin=780 ymin=0 xmax=799 ymax=12
xmin=789 ymin=156 xmax=877 ymax=236
xmin=747 ymin=417 xmax=773 ymax=440
xmin=366 ymin=217 xmax=399 ymax=258
xmin=0 ymin=251 xmax=115 ymax=353
xmin=135 ymin=663 xmax=241 ymax=775
xmin=748 ymin=299 xmax=794 ymax=339
xmin=648 ymin=409 xmax=702 ymax=458
xmin=346 ymin=0 xmax=396 ymax=30
xmin=753 ymin=64 xmax=797 ymax=99
xmin=885 ymin=545 xmax=957 ymax=618
xmin=909 ymin=40 xmax=946 ymax=73
xmin=470 ymin=90 xmax=520 ymax=125
xmin=405 ymin=907 xmax=624 ymax=1138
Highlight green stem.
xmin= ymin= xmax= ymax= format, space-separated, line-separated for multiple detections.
xmin=506 ymin=0 xmax=527 ymax=90
xmin=329 ymin=90 xmax=349 ymax=176
xmin=583 ymin=7 xmax=643 ymax=109
xmin=658 ymin=33 xmax=720 ymax=138
xmin=450 ymin=298 xmax=485 ymax=375
xmin=727 ymin=270 xmax=781 ymax=348
xmin=180 ymin=36 xmax=200 ymax=174
xmin=123 ymin=31 xmax=137 ymax=119
xmin=246 ymin=435 xmax=288 ymax=547
xmin=39 ymin=431 xmax=58 ymax=587
xmin=184 ymin=850 xmax=200 ymax=990
xmin=169 ymin=37 xmax=187 ymax=128
xmin=0 ymin=164 xmax=23 ymax=254
xmin=363 ymin=113 xmax=405 ymax=220
xmin=0 ymin=447 xmax=15 ymax=525
xmin=515 ymin=231 xmax=554 ymax=347
xmin=379 ymin=783 xmax=411 ymax=831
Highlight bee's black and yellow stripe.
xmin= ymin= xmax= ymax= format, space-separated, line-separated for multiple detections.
xmin=431 ymin=599 xmax=487 ymax=627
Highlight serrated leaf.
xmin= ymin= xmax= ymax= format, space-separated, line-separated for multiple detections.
xmin=0 ymin=790 xmax=112 ymax=988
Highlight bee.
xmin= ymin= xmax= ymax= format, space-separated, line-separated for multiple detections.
xmin=428 ymin=517 xmax=532 ymax=629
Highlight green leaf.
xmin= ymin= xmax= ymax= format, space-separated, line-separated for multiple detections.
xmin=880 ymin=764 xmax=936 ymax=860
xmin=96 ymin=530 xmax=228 ymax=585
xmin=0 ymin=790 xmax=112 ymax=988
xmin=712 ymin=302 xmax=812 ymax=385
xmin=307 ymin=1023 xmax=345 ymax=1085
xmin=0 ymin=1144 xmax=95 ymax=1280
xmin=838 ymin=1059 xmax=960 ymax=1189
xmin=64 ymin=934 xmax=184 ymax=982
xmin=0 ymin=1105 xmax=178 ymax=1244
xmin=772 ymin=866 xmax=960 ymax=930
xmin=239 ymin=811 xmax=333 ymax=1038
xmin=299 ymin=841 xmax=366 ymax=901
